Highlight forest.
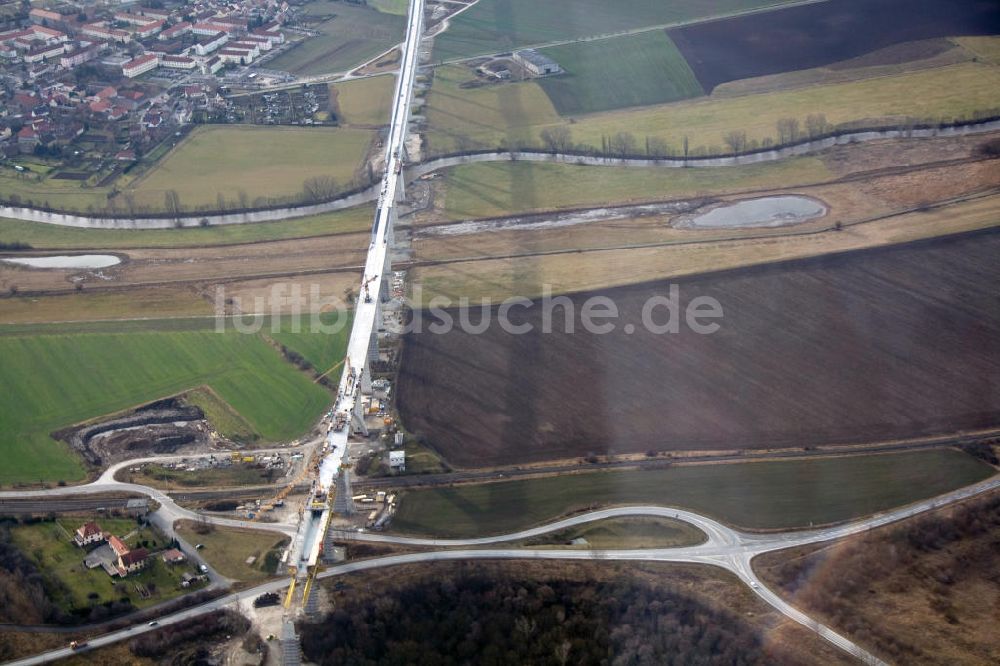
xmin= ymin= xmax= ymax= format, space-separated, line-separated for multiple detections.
xmin=301 ymin=573 xmax=781 ymax=665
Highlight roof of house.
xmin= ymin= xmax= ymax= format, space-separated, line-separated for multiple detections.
xmin=161 ymin=548 xmax=186 ymax=561
xmin=120 ymin=548 xmax=149 ymax=566
xmin=109 ymin=535 xmax=129 ymax=554
xmin=77 ymin=521 xmax=102 ymax=537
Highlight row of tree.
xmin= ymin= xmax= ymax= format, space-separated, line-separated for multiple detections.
xmin=485 ymin=110 xmax=1000 ymax=159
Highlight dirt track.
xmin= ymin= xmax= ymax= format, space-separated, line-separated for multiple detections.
xmin=397 ymin=229 xmax=1000 ymax=467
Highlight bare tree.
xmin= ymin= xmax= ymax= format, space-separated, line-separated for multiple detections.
xmin=609 ymin=131 xmax=637 ymax=157
xmin=646 ymin=136 xmax=670 ymax=157
xmin=723 ymin=130 xmax=748 ymax=154
xmin=302 ymin=176 xmax=338 ymax=203
xmin=164 ymin=189 xmax=181 ymax=216
xmin=237 ymin=189 xmax=249 ymax=209
xmin=776 ymin=117 xmax=800 ymax=144
xmin=540 ymin=126 xmax=572 ymax=153
xmin=805 ymin=113 xmax=828 ymax=138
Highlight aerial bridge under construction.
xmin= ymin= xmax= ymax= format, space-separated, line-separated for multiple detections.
xmin=286 ymin=0 xmax=425 ymax=588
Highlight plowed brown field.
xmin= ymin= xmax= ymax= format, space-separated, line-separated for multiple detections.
xmin=397 ymin=229 xmax=1000 ymax=467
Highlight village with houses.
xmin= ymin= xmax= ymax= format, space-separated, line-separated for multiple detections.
xmin=0 ymin=0 xmax=312 ymax=198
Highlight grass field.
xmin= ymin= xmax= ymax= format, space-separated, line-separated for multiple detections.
xmin=180 ymin=387 xmax=259 ymax=444
xmin=268 ymin=1 xmax=405 ymax=75
xmin=426 ymin=60 xmax=1000 ymax=155
xmin=367 ymin=0 xmax=408 ymax=14
xmin=269 ymin=310 xmax=354 ymax=374
xmin=0 ymin=205 xmax=373 ymax=250
xmin=129 ymin=125 xmax=374 ymax=211
xmin=10 ymin=518 xmax=206 ymax=612
xmin=0 ymin=330 xmax=334 ymax=486
xmin=390 ymin=450 xmax=994 ymax=537
xmin=957 ymin=35 xmax=1000 ymax=65
xmin=332 ymin=76 xmax=395 ymax=126
xmin=0 ymin=288 xmax=214 ymax=325
xmin=519 ymin=516 xmax=706 ymax=549
xmin=0 ymin=168 xmax=112 ymax=213
xmin=425 ymin=65 xmax=559 ymax=154
xmin=174 ymin=521 xmax=288 ymax=582
xmin=432 ymin=0 xmax=801 ymax=61
xmin=538 ymin=32 xmax=703 ymax=115
xmin=436 ymin=157 xmax=831 ymax=220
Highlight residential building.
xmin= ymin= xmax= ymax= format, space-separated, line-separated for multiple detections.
xmin=82 ymin=23 xmax=132 ymax=44
xmin=74 ymin=521 xmax=105 ymax=546
xmin=135 ymin=20 xmax=165 ymax=39
xmin=122 ymin=53 xmax=159 ymax=78
xmin=118 ymin=547 xmax=149 ymax=575
xmin=161 ymin=548 xmax=186 ymax=564
xmin=161 ymin=54 xmax=195 ymax=70
xmin=193 ymin=31 xmax=228 ymax=55
xmin=159 ymin=22 xmax=192 ymax=41
xmin=108 ymin=535 xmax=130 ymax=558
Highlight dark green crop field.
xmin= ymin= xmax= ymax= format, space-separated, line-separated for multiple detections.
xmin=538 ymin=31 xmax=703 ymax=115
xmin=391 ymin=450 xmax=995 ymax=537
xmin=433 ymin=0 xmax=801 ymax=61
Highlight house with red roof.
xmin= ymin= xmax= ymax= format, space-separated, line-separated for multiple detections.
xmin=108 ymin=534 xmax=130 ymax=557
xmin=74 ymin=521 xmax=105 ymax=547
xmin=118 ymin=548 xmax=149 ymax=575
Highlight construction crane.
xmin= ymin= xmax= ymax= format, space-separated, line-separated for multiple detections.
xmin=252 ymin=440 xmax=325 ymax=521
xmin=361 ymin=274 xmax=378 ymax=304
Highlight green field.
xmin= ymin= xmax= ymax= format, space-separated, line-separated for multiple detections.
xmin=332 ymin=76 xmax=395 ymax=126
xmin=11 ymin=518 xmax=207 ymax=612
xmin=129 ymin=125 xmax=374 ymax=211
xmin=520 ymin=516 xmax=706 ymax=549
xmin=0 ymin=163 xmax=114 ymax=213
xmin=426 ymin=60 xmax=1000 ymax=156
xmin=367 ymin=0 xmax=409 ymax=15
xmin=433 ymin=0 xmax=801 ymax=61
xmin=436 ymin=157 xmax=832 ymax=220
xmin=268 ymin=1 xmax=405 ymax=75
xmin=538 ymin=32 xmax=703 ymax=115
xmin=174 ymin=521 xmax=288 ymax=582
xmin=0 ymin=205 xmax=373 ymax=250
xmin=390 ymin=450 xmax=995 ymax=537
xmin=269 ymin=310 xmax=354 ymax=374
xmin=182 ymin=387 xmax=259 ymax=444
xmin=425 ymin=65 xmax=560 ymax=154
xmin=0 ymin=329 xmax=338 ymax=486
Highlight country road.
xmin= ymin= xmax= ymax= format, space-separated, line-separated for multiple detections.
xmin=6 ymin=474 xmax=998 ymax=666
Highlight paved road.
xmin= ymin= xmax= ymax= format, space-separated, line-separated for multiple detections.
xmin=9 ymin=474 xmax=997 ymax=666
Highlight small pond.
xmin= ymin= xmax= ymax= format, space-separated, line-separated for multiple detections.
xmin=678 ymin=196 xmax=827 ymax=229
xmin=1 ymin=254 xmax=122 ymax=269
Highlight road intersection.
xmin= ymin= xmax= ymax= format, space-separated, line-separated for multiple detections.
xmin=5 ymin=473 xmax=998 ymax=665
